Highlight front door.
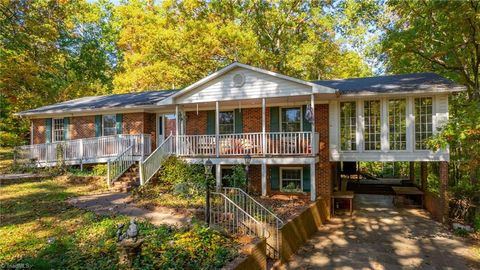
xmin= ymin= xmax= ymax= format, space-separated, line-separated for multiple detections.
xmin=157 ymin=114 xmax=176 ymax=146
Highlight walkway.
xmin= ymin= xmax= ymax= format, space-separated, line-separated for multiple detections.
xmin=282 ymin=194 xmax=480 ymax=270
xmin=67 ymin=192 xmax=191 ymax=226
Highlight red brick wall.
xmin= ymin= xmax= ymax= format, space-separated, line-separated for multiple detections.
xmin=248 ymin=165 xmax=262 ymax=195
xmin=144 ymin=113 xmax=156 ymax=149
xmin=242 ymin=108 xmax=262 ymax=133
xmin=123 ymin=113 xmax=145 ymax=135
xmin=315 ymin=104 xmax=331 ymax=208
xmin=70 ymin=116 xmax=95 ymax=139
xmin=186 ymin=111 xmax=208 ymax=135
xmin=32 ymin=119 xmax=46 ymax=144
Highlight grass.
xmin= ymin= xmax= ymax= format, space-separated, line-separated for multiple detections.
xmin=134 ymin=184 xmax=205 ymax=209
xmin=0 ymin=174 xmax=237 ymax=269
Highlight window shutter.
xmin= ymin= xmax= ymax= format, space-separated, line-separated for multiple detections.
xmin=45 ymin=118 xmax=52 ymax=143
xmin=303 ymin=166 xmax=311 ymax=192
xmin=207 ymin=110 xmax=215 ymax=135
xmin=95 ymin=115 xmax=102 ymax=137
xmin=234 ymin=109 xmax=243 ymax=133
xmin=116 ymin=114 xmax=123 ymax=135
xmin=302 ymin=105 xmax=312 ymax=131
xmin=270 ymin=107 xmax=280 ymax=132
xmin=63 ymin=117 xmax=70 ymax=140
xmin=270 ymin=166 xmax=280 ymax=191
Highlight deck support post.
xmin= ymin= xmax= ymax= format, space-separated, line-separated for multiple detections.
xmin=262 ymin=98 xmax=266 ymax=156
xmin=439 ymin=161 xmax=449 ymax=223
xmin=216 ymin=163 xmax=222 ymax=191
xmin=310 ymin=161 xmax=316 ymax=201
xmin=175 ymin=105 xmax=180 ymax=156
xmin=409 ymin=161 xmax=415 ymax=182
xmin=310 ymin=94 xmax=316 ymax=154
xmin=261 ymin=161 xmax=267 ymax=196
xmin=420 ymin=162 xmax=428 ymax=191
xmin=215 ymin=101 xmax=220 ymax=157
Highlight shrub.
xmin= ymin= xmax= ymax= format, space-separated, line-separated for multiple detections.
xmin=158 ymin=156 xmax=190 ymax=186
xmin=223 ymin=164 xmax=246 ymax=188
xmin=92 ymin=164 xmax=108 ymax=176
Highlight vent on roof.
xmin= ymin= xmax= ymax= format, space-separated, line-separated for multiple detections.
xmin=232 ymin=73 xmax=245 ymax=87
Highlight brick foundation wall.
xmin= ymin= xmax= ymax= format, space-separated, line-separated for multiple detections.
xmin=224 ymin=238 xmax=266 ymax=270
xmin=248 ymin=165 xmax=262 ymax=195
xmin=186 ymin=111 xmax=208 ymax=135
xmin=32 ymin=119 xmax=46 ymax=144
xmin=70 ymin=116 xmax=95 ymax=139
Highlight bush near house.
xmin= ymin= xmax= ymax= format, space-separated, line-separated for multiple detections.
xmin=134 ymin=156 xmax=207 ymax=209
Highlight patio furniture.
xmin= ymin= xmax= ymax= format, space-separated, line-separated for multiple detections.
xmin=332 ymin=191 xmax=354 ymax=216
xmin=392 ymin=186 xmax=424 ymax=208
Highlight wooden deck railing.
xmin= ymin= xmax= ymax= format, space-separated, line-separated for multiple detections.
xmin=14 ymin=134 xmax=151 ymax=166
xmin=176 ymin=132 xmax=318 ymax=157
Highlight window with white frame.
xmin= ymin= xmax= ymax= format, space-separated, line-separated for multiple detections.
xmin=219 ymin=111 xmax=234 ymax=134
xmin=102 ymin=115 xmax=117 ymax=136
xmin=281 ymin=107 xmax=301 ymax=132
xmin=364 ymin=100 xmax=381 ymax=150
xmin=415 ymin=97 xmax=433 ymax=150
xmin=389 ymin=99 xmax=406 ymax=150
xmin=53 ymin=118 xmax=64 ymax=142
xmin=340 ymin=102 xmax=357 ymax=151
xmin=280 ymin=167 xmax=302 ymax=192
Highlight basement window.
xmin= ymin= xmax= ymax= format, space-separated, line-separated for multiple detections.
xmin=280 ymin=167 xmax=302 ymax=192
xmin=102 ymin=115 xmax=117 ymax=136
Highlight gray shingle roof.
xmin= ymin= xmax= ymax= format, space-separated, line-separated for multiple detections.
xmin=17 ymin=90 xmax=178 ymax=116
xmin=311 ymin=73 xmax=465 ymax=94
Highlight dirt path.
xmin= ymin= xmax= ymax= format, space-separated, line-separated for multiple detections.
xmin=281 ymin=194 xmax=480 ymax=270
xmin=67 ymin=192 xmax=191 ymax=226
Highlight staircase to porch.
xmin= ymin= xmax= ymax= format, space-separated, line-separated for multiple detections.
xmin=109 ymin=165 xmax=140 ymax=192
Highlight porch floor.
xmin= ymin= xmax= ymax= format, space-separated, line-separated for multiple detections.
xmin=281 ymin=194 xmax=480 ymax=270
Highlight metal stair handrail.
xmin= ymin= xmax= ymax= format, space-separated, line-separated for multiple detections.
xmin=107 ymin=145 xmax=134 ymax=187
xmin=210 ymin=192 xmax=266 ymax=239
xmin=139 ymin=135 xmax=174 ymax=185
xmin=222 ymin=187 xmax=284 ymax=259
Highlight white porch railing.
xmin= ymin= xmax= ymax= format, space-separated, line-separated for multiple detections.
xmin=107 ymin=146 xmax=134 ymax=187
xmin=14 ymin=134 xmax=151 ymax=166
xmin=139 ymin=135 xmax=174 ymax=185
xmin=176 ymin=132 xmax=317 ymax=157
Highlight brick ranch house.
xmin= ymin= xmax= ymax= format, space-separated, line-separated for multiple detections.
xmin=15 ymin=63 xmax=465 ymax=206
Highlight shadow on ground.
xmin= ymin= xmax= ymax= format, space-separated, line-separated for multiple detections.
xmin=282 ymin=194 xmax=480 ymax=270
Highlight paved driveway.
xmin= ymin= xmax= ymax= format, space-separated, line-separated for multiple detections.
xmin=282 ymin=194 xmax=480 ymax=270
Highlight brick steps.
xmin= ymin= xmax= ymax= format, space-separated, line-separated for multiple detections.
xmin=110 ymin=165 xmax=140 ymax=193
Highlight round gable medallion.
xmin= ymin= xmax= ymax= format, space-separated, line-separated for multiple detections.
xmin=232 ymin=73 xmax=245 ymax=87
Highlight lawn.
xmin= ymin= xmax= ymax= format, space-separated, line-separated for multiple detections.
xmin=0 ymin=174 xmax=238 ymax=269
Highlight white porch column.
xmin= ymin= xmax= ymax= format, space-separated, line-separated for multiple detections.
xmin=261 ymin=161 xmax=267 ymax=196
xmin=310 ymin=161 xmax=316 ymax=201
xmin=310 ymin=94 xmax=316 ymax=153
xmin=406 ymin=97 xmax=414 ymax=152
xmin=175 ymin=105 xmax=180 ymax=155
xmin=215 ymin=101 xmax=220 ymax=157
xmin=216 ymin=163 xmax=222 ymax=191
xmin=381 ymin=98 xmax=389 ymax=151
xmin=262 ymin=98 xmax=266 ymax=156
